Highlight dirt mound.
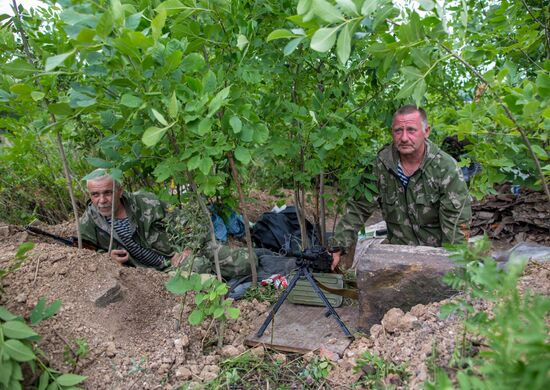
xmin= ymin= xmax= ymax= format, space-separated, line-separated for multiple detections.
xmin=2 ymin=188 xmax=549 ymax=389
xmin=0 ymin=233 xmax=269 ymax=389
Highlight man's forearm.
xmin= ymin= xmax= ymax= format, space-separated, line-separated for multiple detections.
xmin=332 ymin=198 xmax=376 ymax=250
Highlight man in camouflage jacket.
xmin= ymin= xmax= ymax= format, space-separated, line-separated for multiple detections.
xmin=80 ymin=171 xmax=254 ymax=278
xmin=331 ymin=105 xmax=471 ymax=269
xmin=80 ymin=172 xmax=177 ymax=270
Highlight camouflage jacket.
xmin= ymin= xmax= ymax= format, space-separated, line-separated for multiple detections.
xmin=333 ymin=140 xmax=472 ymax=250
xmin=79 ymin=192 xmax=175 ymax=269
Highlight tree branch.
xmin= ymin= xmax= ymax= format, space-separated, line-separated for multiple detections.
xmin=440 ymin=43 xmax=550 ymax=204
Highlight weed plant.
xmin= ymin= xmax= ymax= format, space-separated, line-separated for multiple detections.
xmin=353 ymin=351 xmax=408 ymax=389
xmin=243 ymin=284 xmax=281 ymax=304
xmin=425 ymin=236 xmax=550 ymax=389
xmin=202 ymin=350 xmax=331 ymax=389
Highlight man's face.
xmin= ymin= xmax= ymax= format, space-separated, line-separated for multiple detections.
xmin=391 ymin=111 xmax=430 ymax=158
xmin=87 ymin=177 xmax=123 ymax=217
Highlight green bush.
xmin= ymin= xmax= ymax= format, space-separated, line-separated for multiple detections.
xmin=426 ymin=237 xmax=550 ymax=389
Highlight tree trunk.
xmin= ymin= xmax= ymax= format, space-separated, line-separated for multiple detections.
xmin=55 ymin=132 xmax=82 ymax=249
xmin=226 ymin=151 xmax=257 ymax=286
xmin=319 ymin=170 xmax=326 ymax=247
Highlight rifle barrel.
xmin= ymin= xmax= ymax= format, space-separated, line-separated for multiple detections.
xmin=25 ymin=226 xmax=74 ymax=246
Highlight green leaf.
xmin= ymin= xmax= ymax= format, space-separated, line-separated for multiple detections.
xmin=0 ymin=58 xmax=37 ymax=78
xmin=418 ymin=0 xmax=435 ymax=11
xmin=168 ymin=91 xmax=178 ymax=118
xmin=188 ymin=309 xmax=204 ymax=325
xmin=44 ymin=50 xmax=75 ymax=72
xmin=401 ymin=65 xmax=423 ymax=79
xmin=241 ymin=126 xmax=253 ymax=142
xmin=284 ymin=37 xmax=304 ymax=56
xmin=152 ymin=109 xmax=168 ymax=126
xmin=0 ymin=306 xmax=18 ymax=321
xmin=120 ymin=94 xmax=143 ymax=108
xmin=215 ymin=283 xmax=228 ymax=295
xmin=310 ymin=27 xmax=339 ymax=53
xmin=0 ymin=359 xmax=13 ymax=387
xmin=297 ymin=0 xmax=312 ymax=15
xmin=234 ymin=146 xmax=251 ymax=164
xmin=187 ymin=155 xmax=201 ymax=170
xmin=195 ymin=293 xmax=205 ymax=305
xmin=208 ymin=86 xmax=231 ymax=117
xmin=31 ymin=91 xmax=45 ymax=101
xmin=10 ymin=83 xmax=33 ymax=96
xmin=203 ymin=70 xmax=217 ymax=93
xmin=164 ymin=50 xmax=183 ymax=72
xmin=361 ymin=0 xmax=379 ymax=15
xmin=15 ymin=242 xmax=34 ymax=259
xmin=311 ymin=0 xmax=344 ymax=23
xmin=56 ymin=374 xmax=87 ymax=386
xmin=96 ymin=11 xmax=114 ymax=38
xmin=336 ymin=23 xmax=351 ymax=65
xmin=213 ymin=307 xmax=224 ymax=318
xmin=156 ymin=0 xmax=185 ymax=15
xmin=48 ymin=103 xmax=73 ymax=116
xmin=198 ymin=157 xmax=213 ymax=175
xmin=182 ymin=53 xmax=205 ymax=73
xmin=229 ymin=116 xmax=242 ymax=133
xmin=267 ymin=29 xmax=298 ymax=42
xmin=226 ymin=307 xmax=240 ymax=319
xmin=336 ymin=0 xmax=359 ymax=16
xmin=38 ymin=371 xmax=49 ymax=390
xmin=198 ymin=118 xmax=213 ymax=135
xmin=253 ymin=124 xmax=269 ymax=143
xmin=111 ymin=0 xmax=123 ymax=24
xmin=152 ymin=9 xmax=167 ymax=41
xmin=43 ymin=299 xmax=62 ymax=321
xmin=30 ymin=297 xmax=46 ymax=325
xmin=165 ymin=275 xmax=192 ymax=295
xmin=2 ymin=321 xmax=38 ymax=339
xmin=237 ymin=34 xmax=249 ymax=50
xmin=86 ymin=157 xmax=113 ymax=169
xmin=4 ymin=339 xmax=36 ymax=362
xmin=412 ymin=78 xmax=426 ymax=105
xmin=142 ymin=126 xmax=169 ymax=146
xmin=531 ymin=145 xmax=548 ymax=160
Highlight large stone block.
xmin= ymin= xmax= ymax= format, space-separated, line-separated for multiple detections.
xmin=355 ymin=242 xmax=457 ymax=331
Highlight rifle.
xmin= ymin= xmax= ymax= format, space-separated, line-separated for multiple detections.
xmin=25 ymin=226 xmax=98 ymax=251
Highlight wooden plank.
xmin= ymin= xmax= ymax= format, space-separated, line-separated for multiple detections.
xmin=245 ymin=302 xmax=357 ymax=355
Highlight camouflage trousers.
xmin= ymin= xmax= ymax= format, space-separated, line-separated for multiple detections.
xmin=189 ymin=243 xmax=257 ymax=280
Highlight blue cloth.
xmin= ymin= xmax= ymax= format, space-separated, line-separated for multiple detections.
xmin=226 ymin=211 xmax=245 ymax=238
xmin=209 ymin=205 xmax=246 ymax=242
xmin=461 ymin=162 xmax=482 ymax=183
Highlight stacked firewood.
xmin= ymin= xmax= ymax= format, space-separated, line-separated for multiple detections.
xmin=471 ymin=190 xmax=550 ymax=245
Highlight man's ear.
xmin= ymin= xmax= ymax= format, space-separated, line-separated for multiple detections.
xmin=424 ymin=125 xmax=431 ymax=137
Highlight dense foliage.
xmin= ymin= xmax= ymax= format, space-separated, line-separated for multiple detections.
xmin=1 ymin=0 xmax=547 ymax=226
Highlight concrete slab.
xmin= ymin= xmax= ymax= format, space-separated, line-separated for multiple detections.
xmin=245 ymin=302 xmax=357 ymax=355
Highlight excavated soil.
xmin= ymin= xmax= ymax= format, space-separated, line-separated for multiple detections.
xmin=1 ymin=191 xmax=549 ymax=389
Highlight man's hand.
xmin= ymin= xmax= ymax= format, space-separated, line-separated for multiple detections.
xmin=331 ymin=250 xmax=342 ymax=271
xmin=110 ymin=249 xmax=129 ymax=264
xmin=171 ymin=248 xmax=192 ymax=267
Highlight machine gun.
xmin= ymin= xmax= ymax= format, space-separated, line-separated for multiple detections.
xmin=25 ymin=226 xmax=97 ymax=251
xmin=256 ymin=246 xmax=354 ymax=339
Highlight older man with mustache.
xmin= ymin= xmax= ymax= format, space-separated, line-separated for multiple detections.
xmin=331 ymin=105 xmax=472 ymax=270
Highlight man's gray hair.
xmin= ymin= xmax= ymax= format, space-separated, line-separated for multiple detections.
xmin=392 ymin=105 xmax=428 ymax=131
xmin=85 ymin=169 xmax=121 ymax=187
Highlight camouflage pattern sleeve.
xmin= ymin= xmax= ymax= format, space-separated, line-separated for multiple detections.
xmin=332 ymin=197 xmax=378 ymax=251
xmin=78 ymin=209 xmax=102 ymax=251
xmin=438 ymin=161 xmax=472 ymax=244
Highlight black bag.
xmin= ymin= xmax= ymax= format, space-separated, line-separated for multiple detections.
xmin=251 ymin=206 xmax=320 ymax=254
